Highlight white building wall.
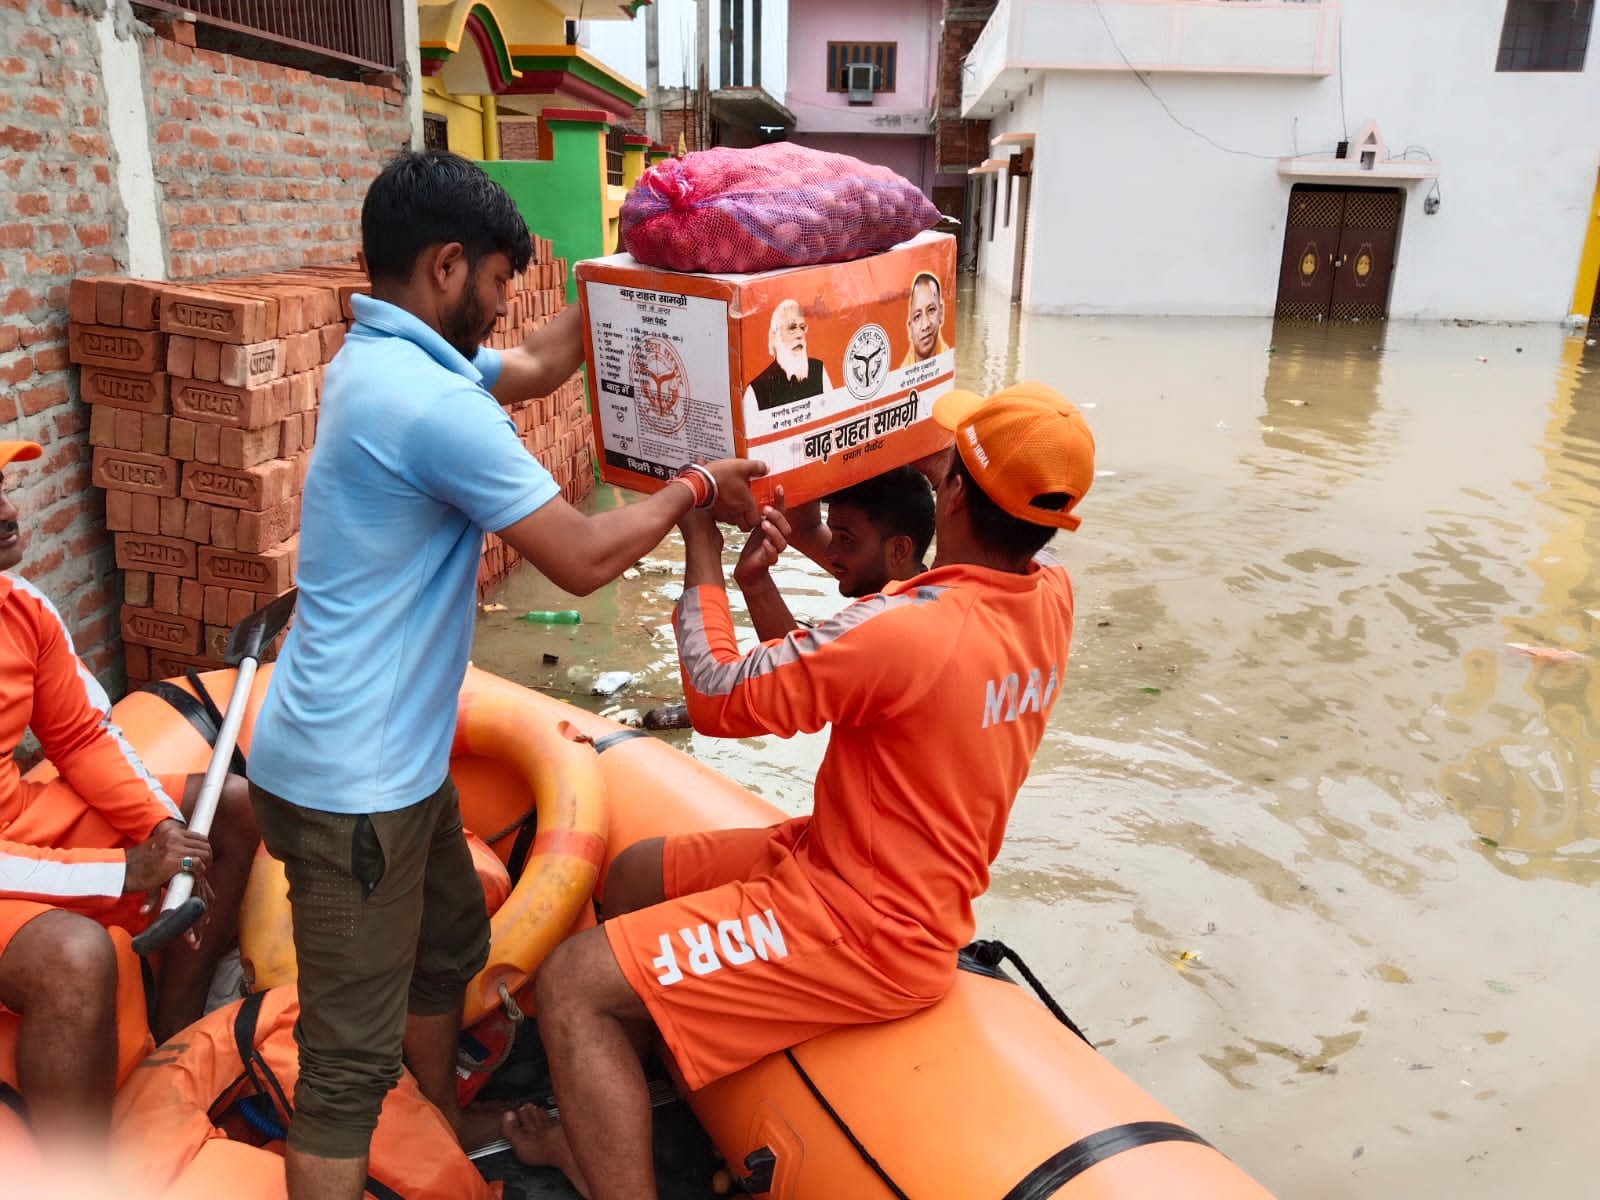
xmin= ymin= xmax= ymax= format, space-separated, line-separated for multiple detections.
xmin=974 ymin=80 xmax=1044 ymax=301
xmin=977 ymin=0 xmax=1600 ymax=321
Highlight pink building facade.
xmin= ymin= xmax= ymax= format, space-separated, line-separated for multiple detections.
xmin=784 ymin=0 xmax=958 ymax=202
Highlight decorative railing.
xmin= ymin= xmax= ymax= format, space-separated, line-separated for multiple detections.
xmin=136 ymin=0 xmax=400 ymax=73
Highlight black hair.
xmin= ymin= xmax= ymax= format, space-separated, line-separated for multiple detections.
xmin=361 ymin=150 xmax=533 ymax=284
xmin=826 ymin=465 xmax=935 ymax=562
xmin=948 ymin=450 xmax=1056 ymax=562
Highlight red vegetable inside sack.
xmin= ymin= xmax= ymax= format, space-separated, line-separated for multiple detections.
xmin=620 ymin=143 xmax=943 ymax=274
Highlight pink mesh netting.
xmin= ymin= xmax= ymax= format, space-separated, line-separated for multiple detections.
xmin=621 ymin=142 xmax=943 ymax=274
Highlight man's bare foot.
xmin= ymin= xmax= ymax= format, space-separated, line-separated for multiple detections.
xmin=502 ymin=1104 xmax=589 ymax=1197
xmin=456 ymin=1100 xmax=514 ymax=1152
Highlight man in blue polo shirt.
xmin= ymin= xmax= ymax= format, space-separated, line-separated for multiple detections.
xmin=246 ymin=150 xmax=769 ymax=1200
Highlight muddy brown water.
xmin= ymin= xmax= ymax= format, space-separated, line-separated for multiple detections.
xmin=471 ymin=282 xmax=1600 ymax=1199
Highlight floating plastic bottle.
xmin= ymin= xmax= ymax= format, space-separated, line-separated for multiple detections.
xmin=518 ymin=610 xmax=582 ymax=624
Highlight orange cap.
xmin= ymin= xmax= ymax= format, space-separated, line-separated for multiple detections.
xmin=932 ymin=383 xmax=1095 ymax=532
xmin=0 ymin=441 xmax=42 ymax=470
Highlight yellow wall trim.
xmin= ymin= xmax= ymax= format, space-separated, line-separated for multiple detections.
xmin=1570 ymin=166 xmax=1600 ymax=320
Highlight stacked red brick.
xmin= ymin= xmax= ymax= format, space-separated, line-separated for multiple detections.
xmin=68 ymin=273 xmax=355 ymax=687
xmin=477 ymin=235 xmax=596 ymax=598
xmin=67 ymin=250 xmax=596 ymax=683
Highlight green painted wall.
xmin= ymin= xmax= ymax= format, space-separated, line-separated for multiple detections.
xmin=479 ymin=120 xmax=609 ymax=305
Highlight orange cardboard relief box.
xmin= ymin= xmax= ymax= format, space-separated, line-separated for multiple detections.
xmin=576 ymin=230 xmax=957 ymax=506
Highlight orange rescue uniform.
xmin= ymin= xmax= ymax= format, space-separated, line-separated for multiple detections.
xmin=0 ymin=573 xmax=183 ymax=975
xmin=606 ymin=556 xmax=1074 ymax=1089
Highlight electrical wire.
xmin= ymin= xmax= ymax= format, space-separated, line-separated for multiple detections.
xmin=1089 ymin=0 xmax=1302 ymax=161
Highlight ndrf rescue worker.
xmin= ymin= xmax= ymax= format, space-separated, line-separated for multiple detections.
xmin=526 ymin=382 xmax=1096 ymax=1200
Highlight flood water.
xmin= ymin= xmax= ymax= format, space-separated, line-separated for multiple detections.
xmin=471 ymin=282 xmax=1600 ymax=1199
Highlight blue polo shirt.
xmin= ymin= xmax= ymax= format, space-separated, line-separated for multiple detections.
xmin=248 ymin=295 xmax=559 ymax=813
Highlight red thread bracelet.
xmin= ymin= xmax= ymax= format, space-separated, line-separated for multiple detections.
xmin=683 ymin=464 xmax=717 ymax=509
xmin=669 ymin=474 xmax=705 ymax=507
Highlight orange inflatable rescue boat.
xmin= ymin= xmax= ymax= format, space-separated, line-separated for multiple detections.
xmin=20 ymin=661 xmax=1273 ymax=1198
xmin=109 ymin=985 xmax=500 ymax=1200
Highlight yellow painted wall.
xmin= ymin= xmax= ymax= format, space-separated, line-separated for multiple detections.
xmin=423 ymin=77 xmax=487 ymax=160
xmin=493 ymin=0 xmax=566 ymax=46
xmin=1569 ymin=167 xmax=1600 ymax=320
xmin=418 ymin=0 xmax=567 ymax=51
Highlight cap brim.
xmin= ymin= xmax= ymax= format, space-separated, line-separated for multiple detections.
xmin=932 ymin=389 xmax=986 ymax=431
xmin=0 ymin=441 xmax=42 ymax=469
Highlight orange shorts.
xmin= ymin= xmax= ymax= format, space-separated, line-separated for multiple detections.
xmin=605 ymin=817 xmax=935 ymax=1092
xmin=0 ymin=772 xmax=189 ymax=968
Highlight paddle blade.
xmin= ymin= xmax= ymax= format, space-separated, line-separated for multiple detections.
xmin=225 ymin=587 xmax=298 ymax=666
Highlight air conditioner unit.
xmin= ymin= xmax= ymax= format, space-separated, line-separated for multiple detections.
xmin=845 ymin=62 xmax=876 ymax=105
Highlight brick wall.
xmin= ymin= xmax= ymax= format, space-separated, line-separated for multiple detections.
xmin=1 ymin=0 xmax=129 ymax=683
xmin=622 ymin=105 xmax=697 ymax=155
xmin=145 ymin=36 xmax=409 ymax=281
xmin=936 ymin=120 xmax=992 ymax=173
xmin=1 ymin=3 xmax=413 ymax=700
xmin=659 ymin=108 xmax=697 ymax=155
xmin=934 ymin=0 xmax=995 ymax=174
xmin=498 ymin=118 xmax=543 ymax=161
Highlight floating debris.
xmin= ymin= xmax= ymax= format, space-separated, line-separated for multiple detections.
xmin=480 ymin=602 xmax=508 ymax=613
xmin=592 ymin=670 xmax=635 ymax=696
xmin=1505 ymin=642 xmax=1583 ymax=663
xmin=519 ymin=610 xmax=581 ymax=624
xmin=644 ymin=703 xmax=693 ymax=731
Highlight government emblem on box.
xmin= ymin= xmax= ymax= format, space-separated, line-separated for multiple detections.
xmin=844 ymin=323 xmax=890 ymax=402
xmin=630 ymin=336 xmax=689 ymax=436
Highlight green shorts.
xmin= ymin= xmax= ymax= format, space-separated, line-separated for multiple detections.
xmin=249 ymin=776 xmax=489 ymax=1160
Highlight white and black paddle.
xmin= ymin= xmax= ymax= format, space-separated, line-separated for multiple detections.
xmin=132 ymin=587 xmax=298 ymax=956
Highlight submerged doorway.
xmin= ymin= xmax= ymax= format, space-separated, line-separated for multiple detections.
xmin=1275 ymin=185 xmax=1403 ymax=321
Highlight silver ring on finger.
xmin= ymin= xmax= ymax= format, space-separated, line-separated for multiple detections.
xmin=181 ymin=855 xmax=194 ymax=873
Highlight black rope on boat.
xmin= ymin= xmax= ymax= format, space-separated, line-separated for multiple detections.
xmin=591 ymin=728 xmax=649 ymax=754
xmin=782 ymin=1048 xmax=912 ymax=1200
xmin=137 ymin=677 xmax=248 ymax=777
xmin=962 ymin=939 xmax=1092 ymax=1047
xmin=1001 ymin=1122 xmax=1215 ymax=1200
xmin=487 ymin=728 xmax=640 ymax=880
xmin=185 ymin=669 xmax=250 ymax=776
xmin=505 ymin=817 xmax=540 ymax=884
xmin=481 ymin=804 xmax=537 ymax=847
xmin=226 ymin=993 xmax=408 ymax=1200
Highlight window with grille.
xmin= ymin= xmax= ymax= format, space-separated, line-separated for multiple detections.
xmin=605 ymin=126 xmax=626 ymax=187
xmin=826 ymin=42 xmax=898 ymax=93
xmin=135 ymin=0 xmax=401 ymax=74
xmin=1496 ymin=0 xmax=1592 ymax=71
xmin=423 ymin=114 xmax=449 ymax=153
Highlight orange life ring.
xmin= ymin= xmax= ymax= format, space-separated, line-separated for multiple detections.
xmin=237 ymin=831 xmax=511 ymax=994
xmin=238 ymin=687 xmax=607 ymax=1029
